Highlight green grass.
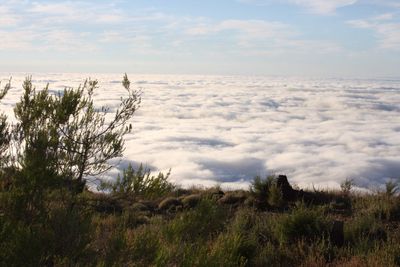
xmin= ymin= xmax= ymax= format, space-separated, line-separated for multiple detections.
xmin=3 ymin=180 xmax=400 ymax=267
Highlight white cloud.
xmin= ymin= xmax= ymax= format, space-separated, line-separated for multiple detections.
xmin=238 ymin=0 xmax=357 ymax=15
xmin=184 ymin=19 xmax=341 ymax=55
xmin=290 ymin=0 xmax=357 ymax=15
xmin=2 ymin=74 xmax=399 ymax=190
xmin=348 ymin=15 xmax=400 ymax=50
xmin=29 ymin=2 xmax=125 ymax=25
xmin=0 ymin=0 xmax=345 ymax=57
xmin=0 ymin=6 xmax=20 ymax=26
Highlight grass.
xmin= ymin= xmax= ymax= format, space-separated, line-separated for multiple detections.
xmin=3 ymin=176 xmax=400 ymax=267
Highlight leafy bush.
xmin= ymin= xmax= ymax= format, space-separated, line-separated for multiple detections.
xmin=208 ymin=233 xmax=249 ymax=267
xmin=0 ymin=75 xmax=138 ymax=266
xmin=163 ymin=199 xmax=227 ymax=243
xmin=385 ymin=180 xmax=399 ymax=197
xmin=0 ymin=79 xmax=11 ymax=170
xmin=250 ymin=175 xmax=273 ymax=199
xmin=100 ymin=164 xmax=174 ymax=199
xmin=340 ymin=178 xmax=354 ymax=195
xmin=275 ymin=203 xmax=330 ymax=244
xmin=268 ymin=181 xmax=284 ymax=208
xmin=344 ymin=214 xmax=386 ymax=247
xmin=126 ymin=225 xmax=161 ymax=265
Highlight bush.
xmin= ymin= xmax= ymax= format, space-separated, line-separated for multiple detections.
xmin=100 ymin=164 xmax=174 ymax=199
xmin=385 ymin=180 xmax=399 ymax=197
xmin=250 ymin=175 xmax=274 ymax=207
xmin=344 ymin=214 xmax=386 ymax=248
xmin=126 ymin=225 xmax=160 ymax=265
xmin=340 ymin=178 xmax=354 ymax=195
xmin=275 ymin=203 xmax=330 ymax=244
xmin=163 ymin=199 xmax=227 ymax=243
xmin=207 ymin=233 xmax=249 ymax=267
xmin=268 ymin=181 xmax=284 ymax=208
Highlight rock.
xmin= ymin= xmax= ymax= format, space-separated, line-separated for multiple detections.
xmin=244 ymin=196 xmax=257 ymax=207
xmin=205 ymin=188 xmax=225 ymax=201
xmin=131 ymin=202 xmax=150 ymax=212
xmin=218 ymin=192 xmax=247 ymax=206
xmin=91 ymin=194 xmax=122 ymax=214
xmin=181 ymin=194 xmax=202 ymax=208
xmin=158 ymin=197 xmax=182 ymax=211
xmin=276 ymin=175 xmax=298 ymax=201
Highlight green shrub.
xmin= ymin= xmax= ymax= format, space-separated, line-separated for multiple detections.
xmin=344 ymin=214 xmax=386 ymax=248
xmin=100 ymin=164 xmax=174 ymax=199
xmin=126 ymin=225 xmax=161 ymax=265
xmin=340 ymin=178 xmax=354 ymax=195
xmin=275 ymin=203 xmax=330 ymax=244
xmin=207 ymin=232 xmax=249 ymax=267
xmin=268 ymin=181 xmax=284 ymax=208
xmin=385 ymin=180 xmax=399 ymax=197
xmin=0 ymin=218 xmax=44 ymax=267
xmin=250 ymin=175 xmax=274 ymax=206
xmin=163 ymin=199 xmax=227 ymax=243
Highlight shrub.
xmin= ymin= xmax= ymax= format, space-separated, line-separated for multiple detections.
xmin=126 ymin=225 xmax=161 ymax=265
xmin=250 ymin=175 xmax=274 ymax=204
xmin=373 ymin=197 xmax=400 ymax=221
xmin=268 ymin=181 xmax=284 ymax=208
xmin=385 ymin=180 xmax=399 ymax=197
xmin=344 ymin=214 xmax=387 ymax=248
xmin=208 ymin=232 xmax=249 ymax=267
xmin=341 ymin=178 xmax=354 ymax=195
xmin=275 ymin=203 xmax=330 ymax=244
xmin=100 ymin=164 xmax=174 ymax=199
xmin=12 ymin=74 xmax=140 ymax=193
xmin=0 ymin=79 xmax=11 ymax=170
xmin=163 ymin=199 xmax=227 ymax=243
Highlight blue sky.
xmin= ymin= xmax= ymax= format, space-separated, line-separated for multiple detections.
xmin=0 ymin=0 xmax=399 ymax=76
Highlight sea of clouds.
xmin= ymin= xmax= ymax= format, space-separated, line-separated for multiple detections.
xmin=1 ymin=73 xmax=400 ymax=191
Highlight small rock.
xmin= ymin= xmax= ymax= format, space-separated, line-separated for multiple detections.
xmin=158 ymin=197 xmax=182 ymax=211
xmin=181 ymin=194 xmax=202 ymax=208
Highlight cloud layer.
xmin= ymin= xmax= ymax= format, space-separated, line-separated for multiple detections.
xmin=1 ymin=73 xmax=399 ymax=190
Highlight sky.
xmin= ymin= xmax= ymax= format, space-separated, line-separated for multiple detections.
xmin=0 ymin=0 xmax=400 ymax=76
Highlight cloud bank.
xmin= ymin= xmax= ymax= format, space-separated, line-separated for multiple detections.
xmin=1 ymin=73 xmax=400 ymax=190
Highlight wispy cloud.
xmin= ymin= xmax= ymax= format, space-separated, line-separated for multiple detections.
xmin=238 ymin=0 xmax=357 ymax=15
xmin=183 ymin=19 xmax=341 ymax=55
xmin=0 ymin=6 xmax=20 ymax=26
xmin=348 ymin=14 xmax=400 ymax=50
xmin=290 ymin=0 xmax=357 ymax=15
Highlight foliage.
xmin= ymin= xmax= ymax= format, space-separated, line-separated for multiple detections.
xmin=12 ymin=74 xmax=140 ymax=191
xmin=268 ymin=180 xmax=284 ymax=208
xmin=3 ymin=75 xmax=400 ymax=266
xmin=385 ymin=179 xmax=399 ymax=197
xmin=163 ymin=199 xmax=227 ymax=243
xmin=0 ymin=79 xmax=11 ymax=173
xmin=340 ymin=178 xmax=354 ymax=195
xmin=250 ymin=175 xmax=274 ymax=208
xmin=0 ymin=75 xmax=139 ymax=266
xmin=100 ymin=163 xmax=174 ymax=199
xmin=275 ymin=203 xmax=330 ymax=244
